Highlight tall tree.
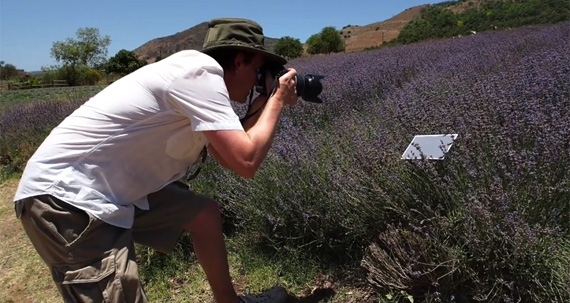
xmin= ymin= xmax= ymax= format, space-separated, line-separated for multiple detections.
xmin=319 ymin=26 xmax=345 ymax=53
xmin=51 ymin=28 xmax=111 ymax=68
xmin=306 ymin=34 xmax=324 ymax=55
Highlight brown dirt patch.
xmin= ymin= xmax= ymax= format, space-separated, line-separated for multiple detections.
xmin=341 ymin=5 xmax=427 ymax=52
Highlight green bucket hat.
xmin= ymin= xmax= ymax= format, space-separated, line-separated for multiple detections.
xmin=201 ymin=18 xmax=287 ymax=66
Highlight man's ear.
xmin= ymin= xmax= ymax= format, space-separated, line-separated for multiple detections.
xmin=234 ymin=52 xmax=244 ymax=70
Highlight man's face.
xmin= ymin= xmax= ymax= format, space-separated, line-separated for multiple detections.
xmin=226 ymin=52 xmax=265 ymax=103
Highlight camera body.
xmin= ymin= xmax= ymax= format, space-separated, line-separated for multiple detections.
xmin=256 ymin=64 xmax=324 ymax=103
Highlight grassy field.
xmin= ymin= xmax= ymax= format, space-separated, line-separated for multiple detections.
xmin=0 ymin=85 xmax=105 ymax=110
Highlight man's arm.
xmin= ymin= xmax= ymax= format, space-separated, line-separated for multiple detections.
xmin=206 ymin=94 xmax=267 ymax=170
xmin=203 ymin=69 xmax=297 ymax=179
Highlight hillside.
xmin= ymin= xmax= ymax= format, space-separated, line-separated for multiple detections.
xmin=340 ymin=5 xmax=427 ymax=52
xmin=132 ymin=0 xmax=535 ymax=60
xmin=132 ymin=4 xmax=429 ymax=61
xmin=133 ymin=22 xmax=279 ymax=63
xmin=133 ymin=22 xmax=208 ymax=63
xmin=339 ymin=0 xmax=502 ymax=52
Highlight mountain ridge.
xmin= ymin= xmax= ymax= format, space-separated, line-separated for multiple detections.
xmin=132 ymin=1 xmax=491 ymax=62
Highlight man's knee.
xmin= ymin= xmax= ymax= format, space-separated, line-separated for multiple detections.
xmin=185 ymin=199 xmax=221 ymax=233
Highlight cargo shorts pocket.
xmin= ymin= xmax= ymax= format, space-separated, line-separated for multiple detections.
xmin=51 ymin=249 xmax=125 ymax=303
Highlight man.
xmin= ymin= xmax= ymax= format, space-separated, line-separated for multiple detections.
xmin=13 ymin=18 xmax=298 ymax=303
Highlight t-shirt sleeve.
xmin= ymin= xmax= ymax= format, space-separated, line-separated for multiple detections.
xmin=166 ymin=65 xmax=244 ymax=132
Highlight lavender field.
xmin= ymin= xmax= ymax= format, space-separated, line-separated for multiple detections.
xmin=1 ymin=22 xmax=569 ymax=302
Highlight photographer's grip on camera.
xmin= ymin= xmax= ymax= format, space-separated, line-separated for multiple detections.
xmin=256 ymin=64 xmax=325 ymax=103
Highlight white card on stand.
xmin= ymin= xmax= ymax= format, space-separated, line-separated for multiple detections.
xmin=401 ymin=134 xmax=458 ymax=160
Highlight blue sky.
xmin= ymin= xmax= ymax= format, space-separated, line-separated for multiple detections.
xmin=0 ymin=0 xmax=435 ymax=71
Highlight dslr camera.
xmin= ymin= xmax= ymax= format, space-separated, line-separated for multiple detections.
xmin=256 ymin=64 xmax=325 ymax=103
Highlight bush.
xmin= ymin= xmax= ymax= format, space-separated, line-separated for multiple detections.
xmin=82 ymin=68 xmax=102 ymax=85
xmin=198 ymin=22 xmax=570 ymax=300
xmin=0 ymin=99 xmax=86 ymax=178
xmin=105 ymin=49 xmax=147 ymax=76
xmin=394 ymin=0 xmax=570 ymax=45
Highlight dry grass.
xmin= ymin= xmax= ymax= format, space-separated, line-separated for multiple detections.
xmin=0 ymin=179 xmax=60 ymax=303
xmin=341 ymin=5 xmax=427 ymax=52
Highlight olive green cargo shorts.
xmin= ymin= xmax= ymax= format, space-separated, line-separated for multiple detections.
xmin=14 ymin=181 xmax=210 ymax=303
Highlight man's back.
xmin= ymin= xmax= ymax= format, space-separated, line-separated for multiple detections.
xmin=14 ymin=50 xmax=237 ymax=228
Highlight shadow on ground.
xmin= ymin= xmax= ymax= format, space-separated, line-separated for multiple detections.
xmin=288 ymin=288 xmax=336 ymax=303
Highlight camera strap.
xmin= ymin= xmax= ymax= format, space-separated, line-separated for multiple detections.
xmin=184 ymin=145 xmax=208 ymax=182
xmin=240 ymin=77 xmax=280 ymax=124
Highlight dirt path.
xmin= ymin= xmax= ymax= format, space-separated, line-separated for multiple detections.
xmin=0 ymin=179 xmax=59 ymax=303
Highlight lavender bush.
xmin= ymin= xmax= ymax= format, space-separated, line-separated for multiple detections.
xmin=0 ymin=99 xmax=87 ymax=178
xmin=196 ymin=23 xmax=570 ymax=301
xmin=1 ymin=22 xmax=569 ymax=302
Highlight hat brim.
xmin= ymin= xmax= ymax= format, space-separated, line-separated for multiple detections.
xmin=201 ymin=45 xmax=287 ymax=67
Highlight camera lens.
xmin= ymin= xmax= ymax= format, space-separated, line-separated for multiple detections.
xmin=296 ymin=75 xmax=323 ymax=103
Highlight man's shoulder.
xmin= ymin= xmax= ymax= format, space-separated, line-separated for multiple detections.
xmin=151 ymin=50 xmax=222 ymax=79
xmin=166 ymin=50 xmax=219 ymax=67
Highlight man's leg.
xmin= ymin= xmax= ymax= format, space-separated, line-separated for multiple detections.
xmin=16 ymin=195 xmax=147 ymax=303
xmin=134 ymin=181 xmax=238 ymax=303
xmin=135 ymin=181 xmax=289 ymax=303
xmin=185 ymin=199 xmax=238 ymax=303
xmin=184 ymin=200 xmax=289 ymax=303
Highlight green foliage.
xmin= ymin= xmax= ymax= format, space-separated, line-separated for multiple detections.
xmin=48 ymin=27 xmax=111 ymax=86
xmin=50 ymin=27 xmax=111 ymax=68
xmin=273 ymin=36 xmax=303 ymax=60
xmin=320 ymin=27 xmax=345 ymax=53
xmin=59 ymin=65 xmax=102 ymax=86
xmin=83 ymin=68 xmax=102 ymax=85
xmin=305 ymin=26 xmax=345 ymax=55
xmin=39 ymin=65 xmax=66 ymax=84
xmin=105 ymin=49 xmax=147 ymax=76
xmin=306 ymin=34 xmax=324 ymax=55
xmin=394 ymin=0 xmax=570 ymax=45
xmin=0 ymin=63 xmax=18 ymax=80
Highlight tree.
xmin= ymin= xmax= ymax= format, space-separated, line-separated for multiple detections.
xmin=105 ymin=49 xmax=147 ymax=76
xmin=305 ymin=27 xmax=345 ymax=55
xmin=51 ymin=28 xmax=111 ymax=68
xmin=0 ymin=63 xmax=18 ymax=80
xmin=306 ymin=34 xmax=324 ymax=55
xmin=274 ymin=36 xmax=303 ymax=60
xmin=319 ymin=27 xmax=345 ymax=53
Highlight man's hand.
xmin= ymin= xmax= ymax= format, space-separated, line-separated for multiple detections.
xmin=273 ymin=68 xmax=299 ymax=106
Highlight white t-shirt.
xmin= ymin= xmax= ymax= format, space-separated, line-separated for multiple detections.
xmin=13 ymin=50 xmax=244 ymax=229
